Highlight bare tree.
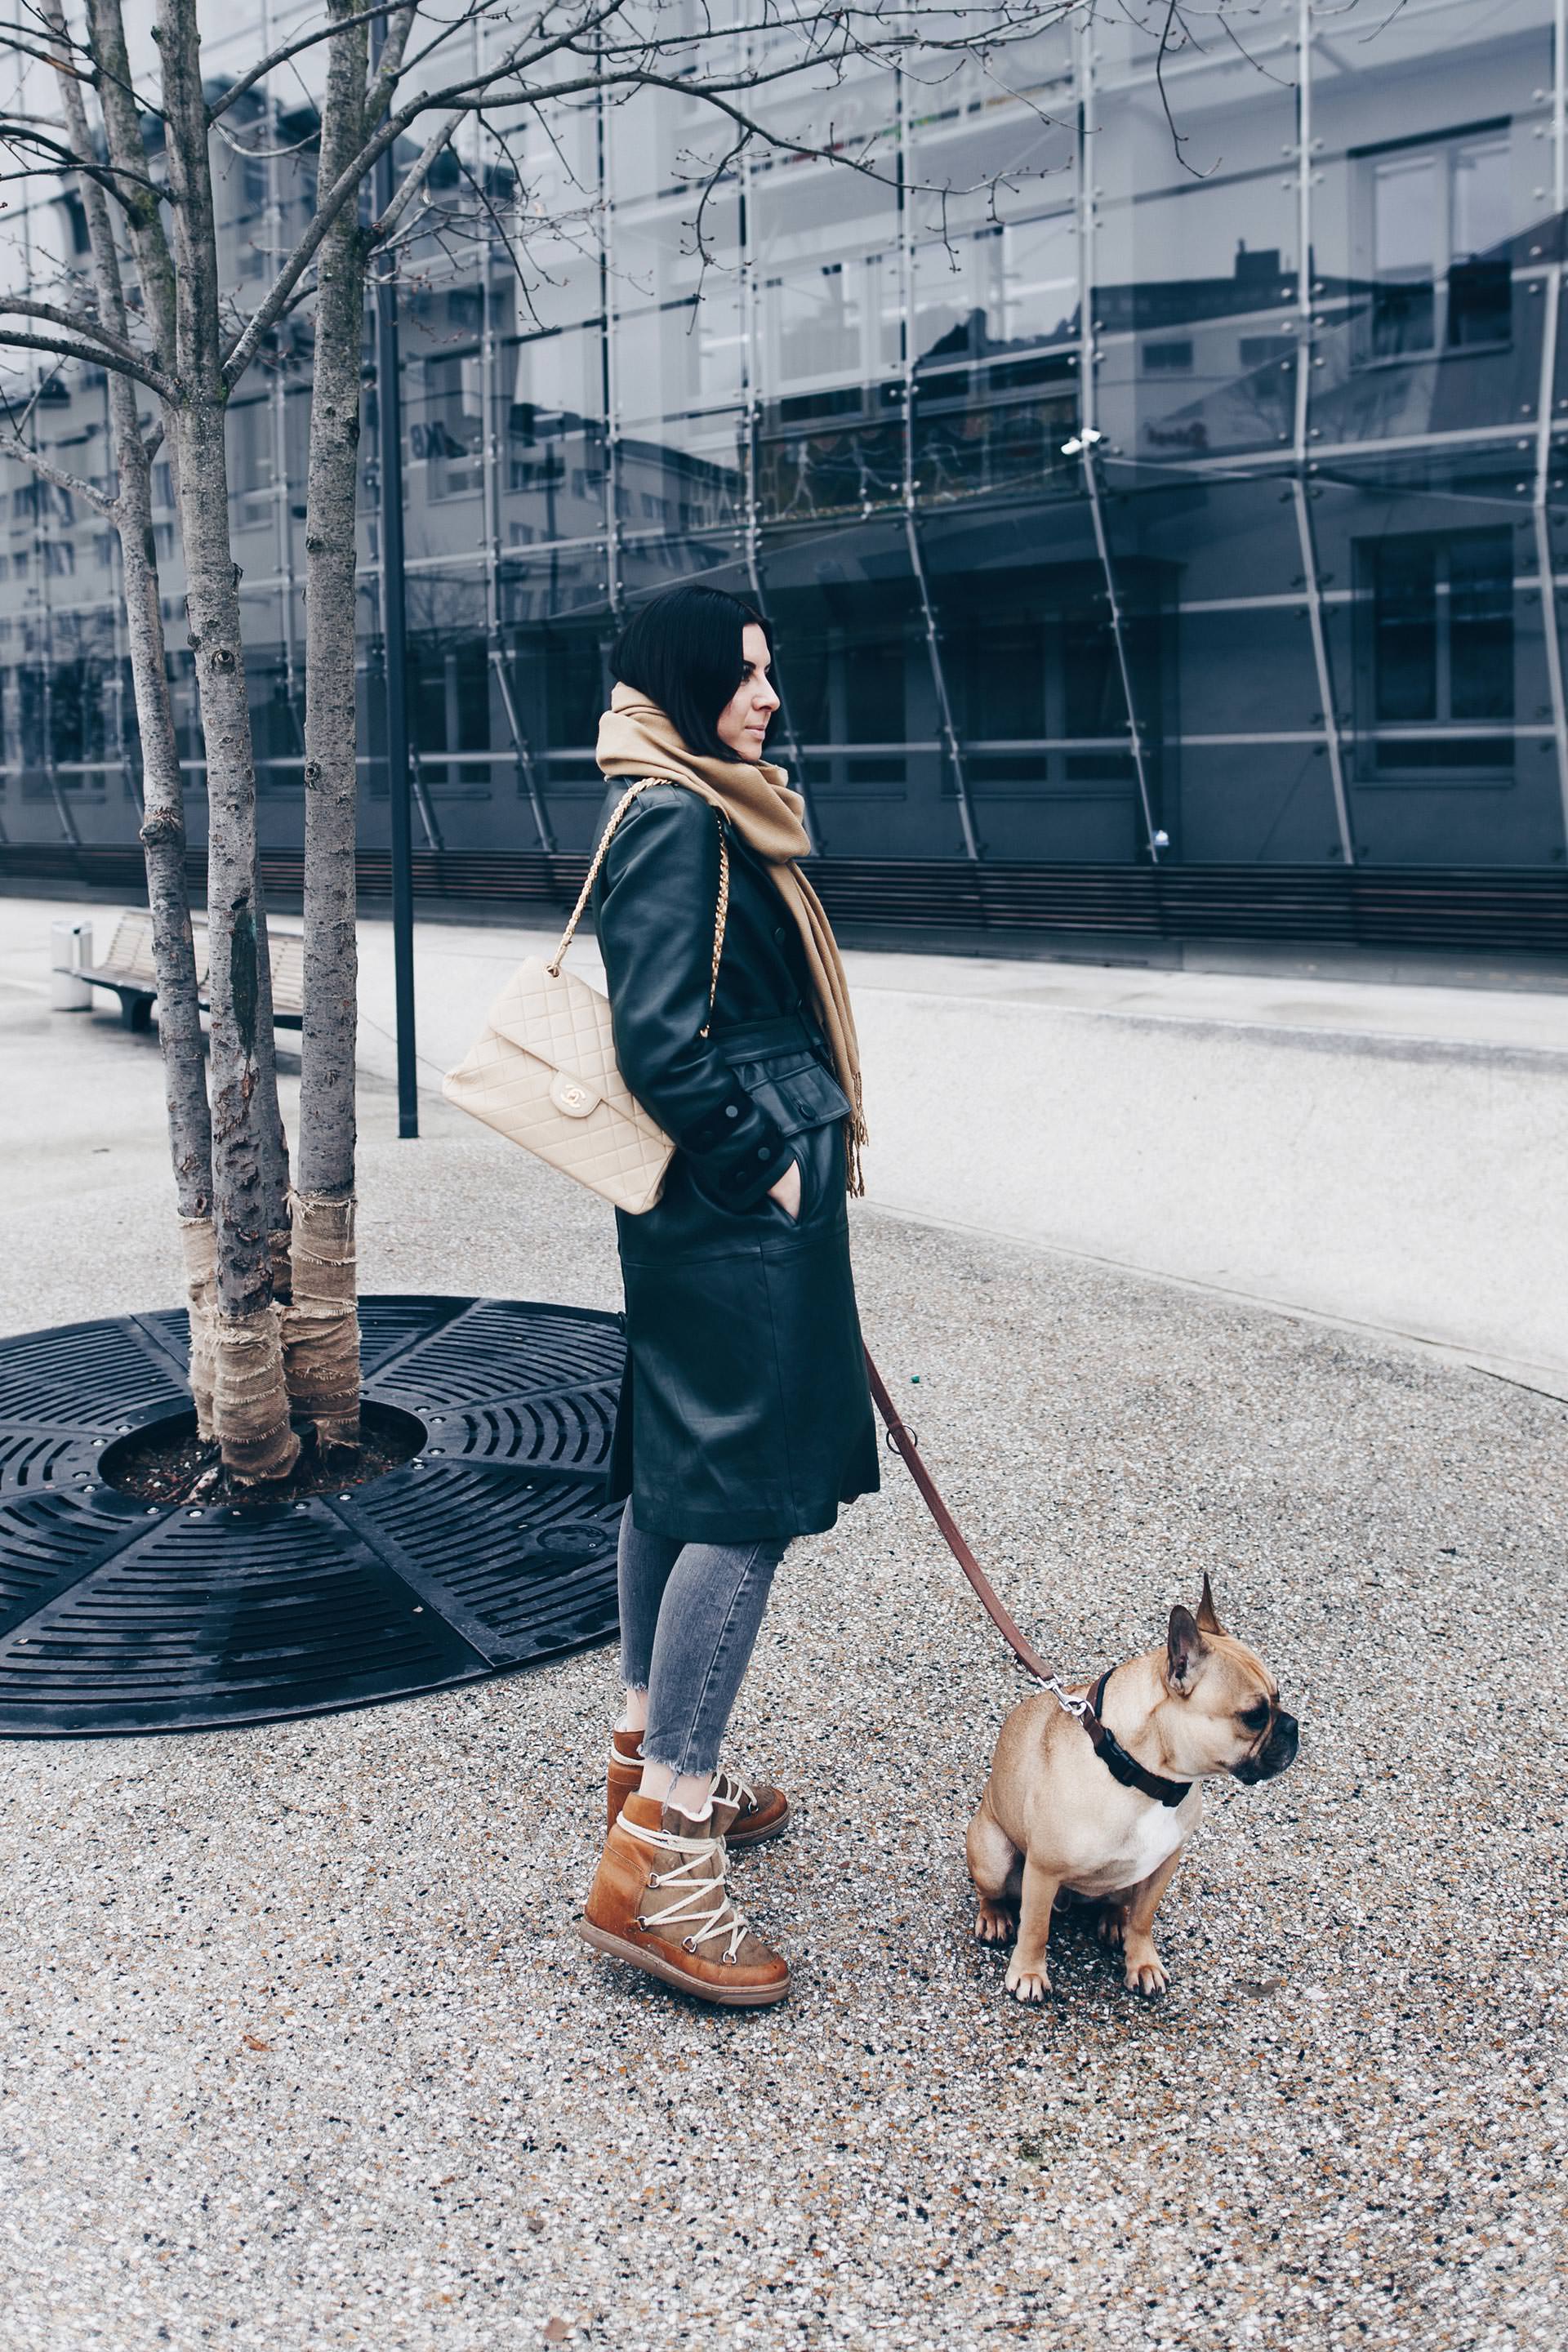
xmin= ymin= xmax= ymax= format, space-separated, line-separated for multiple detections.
xmin=0 ymin=0 xmax=1209 ymax=1484
xmin=5 ymin=0 xmax=220 ymax=1437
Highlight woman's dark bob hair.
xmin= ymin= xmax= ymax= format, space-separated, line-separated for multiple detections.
xmin=611 ymin=584 xmax=771 ymax=764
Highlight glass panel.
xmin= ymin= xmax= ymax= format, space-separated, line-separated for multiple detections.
xmin=1448 ymin=532 xmax=1515 ymax=720
xmin=1093 ymin=23 xmax=1302 ymax=464
xmin=755 ymin=394 xmax=904 ymax=522
xmin=613 ymin=185 xmax=742 ymax=418
xmin=912 ymin=363 xmax=1078 ymax=506
xmin=619 ymin=412 xmax=744 ymax=540
xmin=752 ymin=160 xmax=900 ymax=523
xmin=1371 ymin=154 xmax=1439 ymax=359
xmin=912 ymin=211 xmax=1080 ymax=369
xmin=1309 ymin=0 xmax=1552 ymax=445
xmin=1372 ymin=541 xmax=1439 ymax=721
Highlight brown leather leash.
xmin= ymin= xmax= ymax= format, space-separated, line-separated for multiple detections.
xmin=862 ymin=1346 xmax=1054 ymax=1683
xmin=862 ymin=1348 xmax=1195 ymax=1805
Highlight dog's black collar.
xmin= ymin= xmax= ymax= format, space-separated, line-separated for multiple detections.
xmin=1082 ymin=1668 xmax=1192 ymax=1808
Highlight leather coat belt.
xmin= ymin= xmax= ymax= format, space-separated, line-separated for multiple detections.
xmin=709 ymin=1010 xmax=827 ymax=1060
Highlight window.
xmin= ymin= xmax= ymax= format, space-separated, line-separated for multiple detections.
xmin=416 ymin=354 xmax=483 ymax=497
xmin=228 ymin=399 xmax=274 ymax=523
xmin=1361 ymin=128 xmax=1511 ymax=361
xmin=1062 ymin=618 xmax=1136 ymax=782
xmin=1360 ymin=531 xmax=1513 ymax=774
xmin=763 ymin=253 xmax=899 ymax=392
xmin=781 ymin=605 xmax=911 ymax=791
xmin=1143 ymin=340 xmax=1193 ymax=373
xmin=408 ymin=636 xmax=490 ymax=791
xmin=1239 ymin=335 xmax=1294 ymax=369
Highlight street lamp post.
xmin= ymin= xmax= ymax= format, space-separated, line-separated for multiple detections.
xmin=372 ymin=83 xmax=418 ymax=1139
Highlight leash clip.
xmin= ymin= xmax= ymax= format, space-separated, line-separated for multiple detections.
xmin=1041 ymin=1674 xmax=1091 ymax=1718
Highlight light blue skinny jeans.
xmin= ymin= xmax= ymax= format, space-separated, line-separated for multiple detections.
xmin=617 ymin=1499 xmax=789 ymax=1777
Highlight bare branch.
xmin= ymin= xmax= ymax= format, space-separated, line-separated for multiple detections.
xmin=0 ymin=29 xmax=94 ymax=83
xmin=0 ymin=428 xmax=114 ymax=515
xmin=0 ymin=292 xmax=164 ymax=380
xmin=221 ymin=96 xmax=458 ymax=385
xmin=210 ymin=0 xmax=412 ymax=122
xmin=368 ymin=104 xmax=463 ymax=243
xmin=88 ymin=0 xmax=178 ymax=372
xmin=0 ymin=111 xmax=166 ymax=205
xmin=1154 ymin=0 xmax=1220 ymax=180
xmin=364 ymin=0 xmax=417 ymax=125
xmin=0 ymin=325 xmax=174 ymax=394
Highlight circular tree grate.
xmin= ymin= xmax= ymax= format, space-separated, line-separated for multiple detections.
xmin=0 ymin=1296 xmax=626 ymax=1738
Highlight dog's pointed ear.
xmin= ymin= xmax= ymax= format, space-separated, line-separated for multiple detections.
xmin=1196 ymin=1573 xmax=1227 ymax=1635
xmin=1166 ymin=1606 xmax=1207 ymax=1693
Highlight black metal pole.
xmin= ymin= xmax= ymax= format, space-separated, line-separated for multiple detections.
xmin=372 ymin=85 xmax=418 ymax=1139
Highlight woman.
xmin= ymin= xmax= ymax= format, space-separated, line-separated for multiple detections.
xmin=578 ymin=583 xmax=880 ymax=2010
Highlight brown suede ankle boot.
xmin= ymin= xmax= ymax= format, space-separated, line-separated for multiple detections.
xmin=579 ymin=1792 xmax=790 ymax=2007
xmin=606 ymin=1731 xmax=791 ymax=1846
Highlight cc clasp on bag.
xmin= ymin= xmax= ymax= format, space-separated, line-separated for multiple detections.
xmin=549 ymin=1071 xmax=600 ymax=1118
xmin=441 ymin=777 xmax=730 ymax=1214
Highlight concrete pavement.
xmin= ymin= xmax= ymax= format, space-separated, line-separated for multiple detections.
xmin=2 ymin=893 xmax=1565 ymax=2349
xmin=349 ymin=906 xmax=1568 ymax=1394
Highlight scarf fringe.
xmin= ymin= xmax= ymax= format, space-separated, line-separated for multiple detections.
xmin=844 ymin=1076 xmax=869 ymax=1198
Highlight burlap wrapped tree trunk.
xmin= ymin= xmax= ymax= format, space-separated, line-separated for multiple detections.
xmin=284 ymin=0 xmax=375 ymax=1448
xmin=158 ymin=0 xmax=298 ymax=1483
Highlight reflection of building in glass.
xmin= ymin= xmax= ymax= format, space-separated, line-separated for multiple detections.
xmin=3 ymin=0 xmax=1568 ymax=928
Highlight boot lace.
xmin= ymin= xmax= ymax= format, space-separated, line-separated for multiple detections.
xmin=621 ymin=1818 xmax=754 ymax=1965
xmin=713 ymin=1764 xmax=759 ymax=1816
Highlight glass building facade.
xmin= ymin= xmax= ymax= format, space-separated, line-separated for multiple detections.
xmin=3 ymin=0 xmax=1568 ymax=929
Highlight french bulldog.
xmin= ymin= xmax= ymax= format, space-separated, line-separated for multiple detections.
xmin=965 ymin=1577 xmax=1298 ymax=2001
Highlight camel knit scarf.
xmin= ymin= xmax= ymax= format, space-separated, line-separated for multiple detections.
xmin=596 ymin=683 xmax=868 ymax=1194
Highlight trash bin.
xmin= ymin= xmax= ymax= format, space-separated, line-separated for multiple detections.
xmin=50 ymin=918 xmax=92 ymax=1012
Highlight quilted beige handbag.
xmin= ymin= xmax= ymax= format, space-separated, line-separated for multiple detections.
xmin=442 ymin=778 xmax=729 ymax=1213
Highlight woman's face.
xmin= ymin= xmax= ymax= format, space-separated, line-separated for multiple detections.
xmin=715 ymin=622 xmax=782 ymax=761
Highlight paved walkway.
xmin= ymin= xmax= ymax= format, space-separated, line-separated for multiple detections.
xmin=2 ymin=900 xmax=1564 ymax=2349
xmin=357 ymin=909 xmax=1568 ymax=1394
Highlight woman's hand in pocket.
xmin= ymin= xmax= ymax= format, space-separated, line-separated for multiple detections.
xmin=767 ymin=1154 xmax=802 ymax=1221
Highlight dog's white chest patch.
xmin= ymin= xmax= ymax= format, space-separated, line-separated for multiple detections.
xmin=1066 ymin=1796 xmax=1195 ymax=1898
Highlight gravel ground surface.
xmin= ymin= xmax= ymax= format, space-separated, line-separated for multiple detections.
xmin=2 ymin=921 xmax=1566 ymax=2350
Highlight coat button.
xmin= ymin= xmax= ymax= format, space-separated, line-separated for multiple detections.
xmin=724 ymin=1103 xmax=739 ymax=1119
xmin=757 ymin=1146 xmax=773 ymax=1160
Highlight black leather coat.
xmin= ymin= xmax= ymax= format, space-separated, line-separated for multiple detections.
xmin=590 ymin=778 xmax=880 ymax=1543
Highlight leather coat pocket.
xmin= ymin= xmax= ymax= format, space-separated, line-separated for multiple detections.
xmin=728 ymin=1052 xmax=853 ymax=1138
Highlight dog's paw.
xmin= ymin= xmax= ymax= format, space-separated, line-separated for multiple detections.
xmin=1095 ymin=1907 xmax=1125 ymax=1953
xmin=973 ymin=1899 xmax=1018 ymax=1945
xmin=1004 ymin=1955 xmax=1052 ymax=2002
xmin=1124 ymin=1953 xmax=1169 ymax=1998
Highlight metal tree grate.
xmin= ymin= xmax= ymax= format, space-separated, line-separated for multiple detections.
xmin=0 ymin=1295 xmax=626 ymax=1737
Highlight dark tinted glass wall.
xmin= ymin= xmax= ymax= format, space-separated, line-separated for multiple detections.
xmin=3 ymin=0 xmax=1566 ymax=883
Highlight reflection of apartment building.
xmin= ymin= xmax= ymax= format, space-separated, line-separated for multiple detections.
xmin=2 ymin=0 xmax=1567 ymax=941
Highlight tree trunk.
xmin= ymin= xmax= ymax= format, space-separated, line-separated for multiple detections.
xmin=287 ymin=0 xmax=368 ymax=1450
xmin=46 ymin=0 xmax=218 ymax=1435
xmin=157 ymin=0 xmax=297 ymax=1481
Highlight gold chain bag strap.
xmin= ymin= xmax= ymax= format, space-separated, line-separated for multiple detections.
xmin=442 ymin=779 xmax=730 ymax=1214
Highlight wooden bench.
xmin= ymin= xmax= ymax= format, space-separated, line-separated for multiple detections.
xmin=63 ymin=909 xmax=305 ymax=1031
